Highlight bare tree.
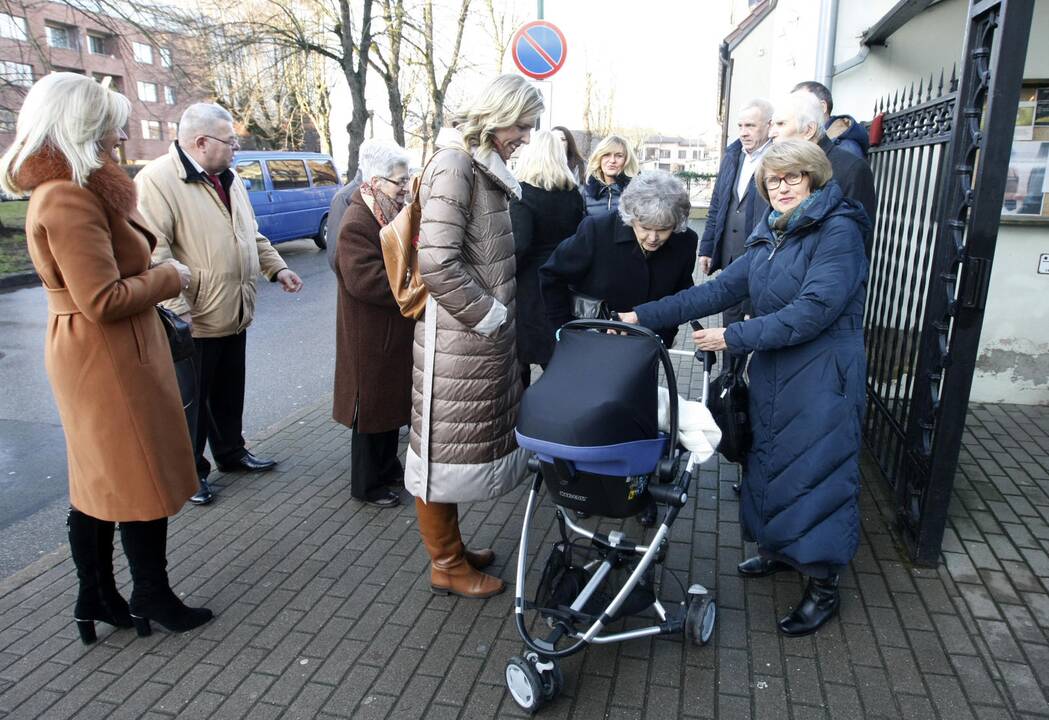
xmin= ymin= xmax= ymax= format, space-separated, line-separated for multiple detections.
xmin=368 ymin=0 xmax=409 ymax=145
xmin=421 ymin=0 xmax=471 ymax=148
xmin=581 ymin=71 xmax=615 ymax=157
xmin=481 ymin=0 xmax=520 ymax=73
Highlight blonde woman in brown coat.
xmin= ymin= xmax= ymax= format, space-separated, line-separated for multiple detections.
xmin=406 ymin=74 xmax=544 ymax=598
xmin=0 ymin=73 xmax=212 ymax=643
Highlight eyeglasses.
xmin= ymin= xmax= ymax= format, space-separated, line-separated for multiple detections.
xmin=764 ymin=172 xmax=805 ymax=191
xmin=381 ymin=175 xmax=410 ymax=187
xmin=202 ymin=135 xmax=240 ymax=149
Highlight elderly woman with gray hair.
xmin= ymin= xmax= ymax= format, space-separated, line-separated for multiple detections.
xmin=539 ymin=170 xmax=698 ymax=348
xmin=332 ymin=140 xmax=414 ymax=509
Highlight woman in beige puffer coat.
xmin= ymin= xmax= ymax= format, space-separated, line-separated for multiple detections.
xmin=405 ymin=75 xmax=544 ymax=599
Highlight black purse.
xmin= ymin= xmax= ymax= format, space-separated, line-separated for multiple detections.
xmin=570 ymin=291 xmax=612 ymax=320
xmin=707 ymin=353 xmax=752 ymax=464
xmin=156 ymin=306 xmax=195 ymax=362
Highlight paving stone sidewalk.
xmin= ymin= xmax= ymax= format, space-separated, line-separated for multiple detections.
xmin=1 ymin=340 xmax=1047 ymax=719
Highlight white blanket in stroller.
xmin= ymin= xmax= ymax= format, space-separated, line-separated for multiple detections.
xmin=657 ymin=387 xmax=721 ymax=463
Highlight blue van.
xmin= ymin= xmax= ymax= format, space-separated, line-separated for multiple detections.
xmin=232 ymin=151 xmax=342 ymax=249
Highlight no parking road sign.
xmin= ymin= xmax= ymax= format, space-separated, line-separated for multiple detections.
xmin=512 ymin=21 xmax=567 ymax=80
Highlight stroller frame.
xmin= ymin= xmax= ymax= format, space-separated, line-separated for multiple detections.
xmin=505 ymin=320 xmax=718 ymax=713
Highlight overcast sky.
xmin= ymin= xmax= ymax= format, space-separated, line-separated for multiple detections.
xmin=329 ymin=0 xmax=737 ymax=166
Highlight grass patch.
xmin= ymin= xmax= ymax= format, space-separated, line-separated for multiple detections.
xmin=0 ymin=200 xmax=31 ymax=276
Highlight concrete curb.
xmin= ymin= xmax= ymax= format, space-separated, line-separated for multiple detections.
xmin=0 ymin=270 xmax=39 ymax=291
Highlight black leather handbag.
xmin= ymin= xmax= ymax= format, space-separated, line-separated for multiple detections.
xmin=707 ymin=353 xmax=752 ymax=464
xmin=570 ymin=291 xmax=612 ymax=320
xmin=156 ymin=306 xmax=195 ymax=362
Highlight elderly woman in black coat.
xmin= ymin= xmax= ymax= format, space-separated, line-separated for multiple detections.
xmin=510 ymin=130 xmax=586 ymax=386
xmin=539 ymin=170 xmax=698 ymax=349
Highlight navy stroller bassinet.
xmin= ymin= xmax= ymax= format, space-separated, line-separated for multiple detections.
xmin=516 ymin=327 xmax=668 ymax=517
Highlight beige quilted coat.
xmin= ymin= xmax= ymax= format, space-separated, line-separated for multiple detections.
xmin=404 ymin=127 xmax=529 ymax=503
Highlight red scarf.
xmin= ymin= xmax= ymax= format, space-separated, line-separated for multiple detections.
xmin=359 ymin=181 xmax=403 ymax=227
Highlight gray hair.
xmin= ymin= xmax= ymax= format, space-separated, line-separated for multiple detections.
xmin=783 ymin=91 xmax=825 ymax=141
xmin=618 ymin=170 xmax=691 ymax=232
xmin=177 ymin=103 xmax=234 ymax=145
xmin=358 ymin=140 xmax=410 ymax=181
xmin=740 ymin=97 xmax=774 ymax=123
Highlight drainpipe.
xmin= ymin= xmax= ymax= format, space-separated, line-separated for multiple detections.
xmin=833 ymin=44 xmax=870 ymax=77
xmin=814 ymin=0 xmax=839 ymax=89
xmin=718 ymin=41 xmax=732 ymax=151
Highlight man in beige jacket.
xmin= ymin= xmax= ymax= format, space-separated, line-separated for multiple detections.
xmin=137 ymin=103 xmax=303 ymax=505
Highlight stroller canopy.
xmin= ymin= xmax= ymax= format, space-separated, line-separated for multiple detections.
xmin=517 ymin=329 xmax=664 ymax=475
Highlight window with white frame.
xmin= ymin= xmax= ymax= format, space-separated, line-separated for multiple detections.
xmin=45 ymin=24 xmax=77 ymax=50
xmin=87 ymin=33 xmax=111 ymax=55
xmin=0 ymin=61 xmax=33 ymax=87
xmin=0 ymin=109 xmax=16 ymax=133
xmin=141 ymin=119 xmax=161 ymax=140
xmin=158 ymin=47 xmax=171 ymax=67
xmin=137 ymin=81 xmax=157 ymax=102
xmin=132 ymin=41 xmax=152 ymax=64
xmin=163 ymin=85 xmax=175 ymax=104
xmin=0 ymin=13 xmax=27 ymax=41
xmin=166 ymin=121 xmax=178 ymax=139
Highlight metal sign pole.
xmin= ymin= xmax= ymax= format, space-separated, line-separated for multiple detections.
xmin=537 ymin=0 xmax=544 ymax=19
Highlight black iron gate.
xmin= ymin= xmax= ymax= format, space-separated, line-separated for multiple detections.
xmin=862 ymin=0 xmax=1033 ymax=565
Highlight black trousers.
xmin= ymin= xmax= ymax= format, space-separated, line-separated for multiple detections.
xmin=350 ymin=428 xmax=402 ymax=500
xmin=193 ymin=332 xmax=248 ymax=479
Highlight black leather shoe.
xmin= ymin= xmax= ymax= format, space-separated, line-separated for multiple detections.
xmin=778 ymin=574 xmax=840 ymax=637
xmin=363 ymin=490 xmax=400 ymax=508
xmin=188 ymin=479 xmax=214 ymax=505
xmin=217 ymin=452 xmax=277 ymax=473
xmin=737 ymin=555 xmax=793 ymax=577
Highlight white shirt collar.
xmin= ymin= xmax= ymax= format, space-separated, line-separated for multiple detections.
xmin=742 ymin=139 xmax=772 ymax=162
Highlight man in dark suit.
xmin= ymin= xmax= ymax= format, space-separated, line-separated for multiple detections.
xmin=698 ymin=98 xmax=773 ymax=330
xmin=771 ymin=90 xmax=878 ymax=256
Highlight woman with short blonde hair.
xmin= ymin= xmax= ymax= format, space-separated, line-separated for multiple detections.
xmin=582 ymin=134 xmax=638 ymax=214
xmin=407 ymin=74 xmax=544 ymax=599
xmin=618 ymin=139 xmax=871 ymax=637
xmin=1 ymin=72 xmax=211 ymax=643
xmin=510 ymin=131 xmax=586 ymax=382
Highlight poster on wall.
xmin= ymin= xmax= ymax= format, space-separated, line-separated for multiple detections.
xmin=1004 ymin=83 xmax=1049 ymax=218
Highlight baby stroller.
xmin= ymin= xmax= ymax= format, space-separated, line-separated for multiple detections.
xmin=504 ymin=319 xmax=719 ymax=713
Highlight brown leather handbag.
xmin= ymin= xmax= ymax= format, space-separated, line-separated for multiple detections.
xmin=379 ymin=147 xmax=471 ymax=320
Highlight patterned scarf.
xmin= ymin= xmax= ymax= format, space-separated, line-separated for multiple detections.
xmin=359 ymin=181 xmax=403 ymax=227
xmin=767 ymin=187 xmax=824 ymax=235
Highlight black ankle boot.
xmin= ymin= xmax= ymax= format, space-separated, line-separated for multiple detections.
xmin=778 ymin=574 xmax=839 ymax=636
xmin=68 ymin=509 xmax=132 ymax=644
xmin=119 ymin=518 xmax=213 ymax=636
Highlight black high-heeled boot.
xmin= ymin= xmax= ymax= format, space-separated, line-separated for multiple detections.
xmin=778 ymin=574 xmax=839 ymax=637
xmin=68 ymin=509 xmax=133 ymax=644
xmin=119 ymin=518 xmax=213 ymax=636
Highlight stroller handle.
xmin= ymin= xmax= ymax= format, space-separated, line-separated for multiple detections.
xmin=559 ymin=319 xmax=678 ymax=475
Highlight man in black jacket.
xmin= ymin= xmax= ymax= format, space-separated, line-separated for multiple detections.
xmin=771 ymin=90 xmax=878 ymax=256
xmin=698 ymin=98 xmax=773 ymax=329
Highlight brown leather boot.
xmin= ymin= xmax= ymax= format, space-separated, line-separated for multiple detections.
xmin=415 ymin=498 xmax=504 ymax=598
xmin=452 ymin=511 xmax=495 ymax=569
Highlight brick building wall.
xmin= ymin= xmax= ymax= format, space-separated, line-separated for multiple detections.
xmin=0 ymin=0 xmax=204 ymax=163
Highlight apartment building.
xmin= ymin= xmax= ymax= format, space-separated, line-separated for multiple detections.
xmin=638 ymin=136 xmax=718 ymax=175
xmin=0 ymin=0 xmax=201 ymax=162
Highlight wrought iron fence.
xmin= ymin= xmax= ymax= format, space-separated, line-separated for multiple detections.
xmin=862 ymin=0 xmax=1034 ymax=565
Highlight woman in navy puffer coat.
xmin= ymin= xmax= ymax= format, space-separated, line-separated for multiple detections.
xmin=619 ymin=140 xmax=870 ymax=637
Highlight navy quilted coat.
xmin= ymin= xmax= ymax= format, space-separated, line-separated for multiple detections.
xmin=634 ymin=182 xmax=870 ymax=569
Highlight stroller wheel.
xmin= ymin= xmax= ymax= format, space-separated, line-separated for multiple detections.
xmin=525 ymin=652 xmax=563 ymax=701
xmin=506 ymin=656 xmax=543 ymax=713
xmin=686 ymin=596 xmax=717 ymax=646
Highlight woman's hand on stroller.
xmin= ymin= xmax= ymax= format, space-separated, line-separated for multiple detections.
xmin=614 ymin=311 xmax=639 ymax=325
xmin=693 ymin=326 xmax=727 ymax=351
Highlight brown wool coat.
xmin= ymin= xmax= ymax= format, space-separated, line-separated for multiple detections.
xmin=332 ymin=191 xmax=414 ymax=433
xmin=19 ymin=150 xmax=197 ymax=521
xmin=404 ymin=128 xmax=529 ymax=503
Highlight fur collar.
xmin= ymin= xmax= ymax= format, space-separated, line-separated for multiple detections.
xmin=435 ymin=126 xmax=522 ymax=200
xmin=15 ymin=147 xmax=137 ymax=217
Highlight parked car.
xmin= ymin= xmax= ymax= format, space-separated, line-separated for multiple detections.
xmin=232 ymin=151 xmax=342 ymax=249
